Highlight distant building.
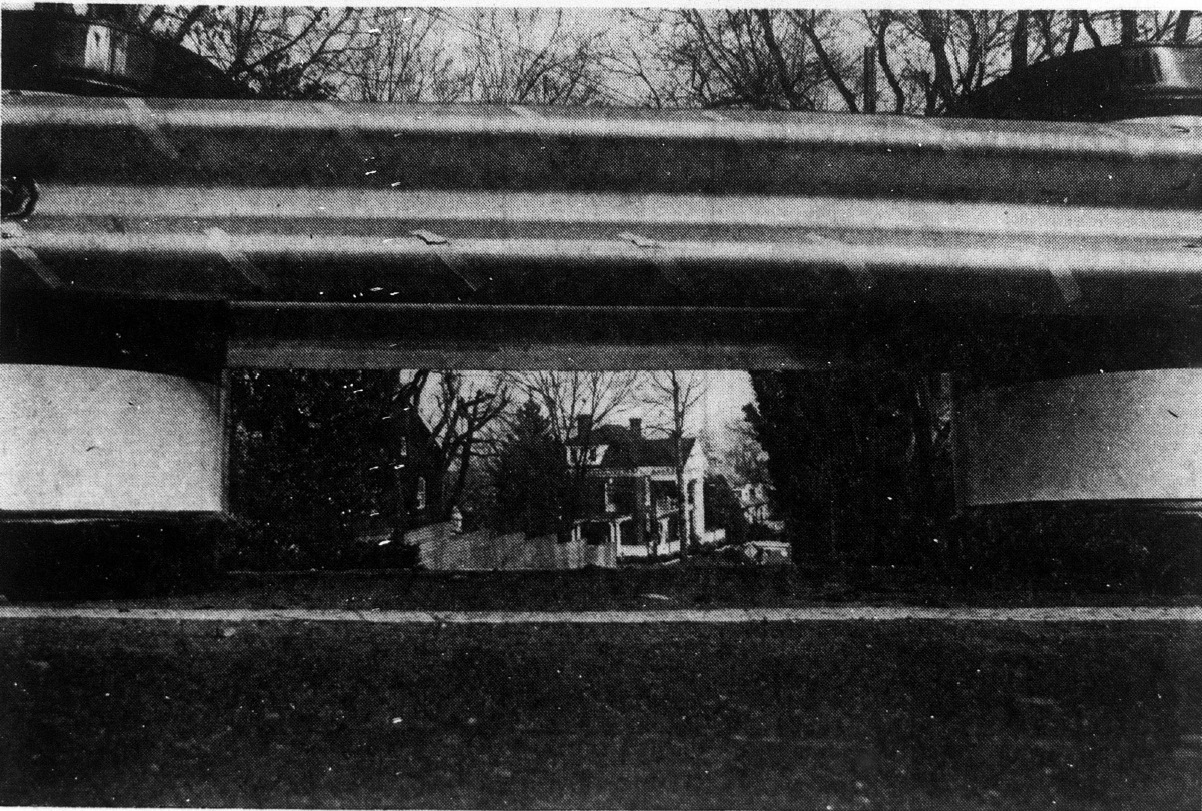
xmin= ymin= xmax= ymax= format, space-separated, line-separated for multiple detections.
xmin=354 ymin=406 xmax=443 ymax=551
xmin=737 ymin=482 xmax=773 ymax=526
xmin=1 ymin=6 xmax=251 ymax=98
xmin=566 ymin=417 xmax=707 ymax=559
xmin=393 ymin=409 xmax=441 ymax=531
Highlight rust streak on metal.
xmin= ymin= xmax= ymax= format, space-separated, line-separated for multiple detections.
xmin=408 ymin=230 xmax=483 ymax=292
xmin=2 ymin=221 xmax=61 ymax=288
xmin=122 ymin=98 xmax=181 ymax=161
xmin=204 ymin=227 xmax=271 ymax=291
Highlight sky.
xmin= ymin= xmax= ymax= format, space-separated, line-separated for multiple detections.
xmin=609 ymin=371 xmax=757 ymax=450
xmin=422 ymin=370 xmax=757 ymax=458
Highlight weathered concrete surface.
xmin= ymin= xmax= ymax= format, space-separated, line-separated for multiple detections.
xmin=0 ymin=364 xmax=226 ymax=512
xmin=961 ymin=369 xmax=1202 ymax=505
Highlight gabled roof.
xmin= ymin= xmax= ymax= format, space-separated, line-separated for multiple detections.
xmin=571 ymin=424 xmax=696 ymax=470
xmin=706 ymin=473 xmax=733 ymax=490
xmin=570 ymin=424 xmax=632 ymax=446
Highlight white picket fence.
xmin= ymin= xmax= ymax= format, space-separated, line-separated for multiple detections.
xmin=408 ymin=522 xmax=616 ymax=571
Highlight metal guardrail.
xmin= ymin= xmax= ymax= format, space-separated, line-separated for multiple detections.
xmin=3 ymin=97 xmax=1200 ymax=368
xmin=5 ymin=96 xmax=1200 ymax=204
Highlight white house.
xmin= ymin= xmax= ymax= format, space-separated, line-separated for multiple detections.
xmin=566 ymin=417 xmax=708 ymax=559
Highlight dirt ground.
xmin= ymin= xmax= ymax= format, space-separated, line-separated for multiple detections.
xmin=25 ymin=566 xmax=1202 ymax=611
xmin=2 ymin=617 xmax=1200 ymax=809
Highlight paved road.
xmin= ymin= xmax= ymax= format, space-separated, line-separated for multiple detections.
xmin=1 ymin=606 xmax=1199 ymax=623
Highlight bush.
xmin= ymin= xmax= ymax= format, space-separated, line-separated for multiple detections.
xmin=217 ymin=517 xmax=420 ymax=572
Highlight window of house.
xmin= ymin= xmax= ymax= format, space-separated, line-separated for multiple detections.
xmin=568 ymin=445 xmax=604 ymax=466
xmin=414 ymin=476 xmax=426 ymax=511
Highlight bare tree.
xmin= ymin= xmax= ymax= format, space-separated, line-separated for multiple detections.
xmin=642 ymin=371 xmax=707 ymax=555
xmin=1173 ymin=11 xmax=1196 ymax=43
xmin=388 ymin=371 xmax=510 ymax=535
xmin=339 ymin=9 xmax=463 ymax=103
xmin=231 ymin=7 xmax=354 ymax=99
xmin=638 ymin=8 xmax=1200 ymax=117
xmin=125 ymin=4 xmax=212 ymax=45
xmin=638 ymin=9 xmax=1021 ymax=116
xmin=863 ymin=11 xmax=907 ymax=113
xmin=899 ymin=11 xmax=1014 ymax=114
xmin=640 ymin=9 xmax=824 ymax=110
xmin=132 ymin=5 xmax=362 ymax=98
xmin=789 ymin=10 xmax=862 ymax=111
xmin=431 ymin=372 xmax=512 ymax=518
xmin=506 ymin=371 xmax=639 ymax=532
xmin=444 ymin=8 xmax=617 ymax=105
xmin=510 ymin=372 xmax=639 ymax=447
xmin=134 ymin=6 xmax=1199 ymax=111
xmin=723 ymin=417 xmax=770 ymax=489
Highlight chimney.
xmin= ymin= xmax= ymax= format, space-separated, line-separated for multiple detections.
xmin=576 ymin=414 xmax=593 ymax=436
xmin=629 ymin=417 xmax=642 ymax=438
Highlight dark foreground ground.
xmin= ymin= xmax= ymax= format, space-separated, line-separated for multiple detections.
xmin=2 ymin=617 xmax=1200 ymax=809
xmin=25 ymin=566 xmax=1202 ymax=610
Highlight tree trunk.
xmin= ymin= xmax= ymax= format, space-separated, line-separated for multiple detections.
xmin=1079 ymin=12 xmax=1104 ymax=49
xmin=1173 ymin=11 xmax=1194 ymax=43
xmin=1121 ymin=11 xmax=1139 ymax=45
xmin=1011 ymin=11 xmax=1029 ymax=72
xmin=797 ymin=12 xmax=860 ymax=112
xmin=862 ymin=45 xmax=876 ymax=114
xmin=874 ymin=14 xmax=906 ymax=113
xmin=917 ymin=11 xmax=956 ymax=112
xmin=445 ymin=437 xmax=473 ymax=519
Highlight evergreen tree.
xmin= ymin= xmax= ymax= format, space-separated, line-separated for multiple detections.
xmin=229 ymin=369 xmax=397 ymax=549
xmin=745 ymin=370 xmax=939 ymax=567
xmin=489 ymin=401 xmax=566 ymax=536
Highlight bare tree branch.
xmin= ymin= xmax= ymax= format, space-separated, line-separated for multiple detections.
xmin=641 ymin=371 xmax=708 ymax=552
xmin=917 ymin=11 xmax=956 ymax=114
xmin=791 ymin=11 xmax=859 ymax=112
xmin=755 ymin=10 xmax=806 ymax=110
xmin=1174 ymin=11 xmax=1195 ymax=43
xmin=1079 ymin=12 xmax=1105 ymax=49
xmin=169 ymin=5 xmax=210 ymax=46
xmin=865 ymin=12 xmax=906 ymax=113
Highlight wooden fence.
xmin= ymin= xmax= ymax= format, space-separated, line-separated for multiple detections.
xmin=408 ymin=522 xmax=616 ymax=571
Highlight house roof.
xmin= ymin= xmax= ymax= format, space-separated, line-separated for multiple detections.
xmin=707 ymin=473 xmax=733 ymax=489
xmin=571 ymin=424 xmax=696 ymax=470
